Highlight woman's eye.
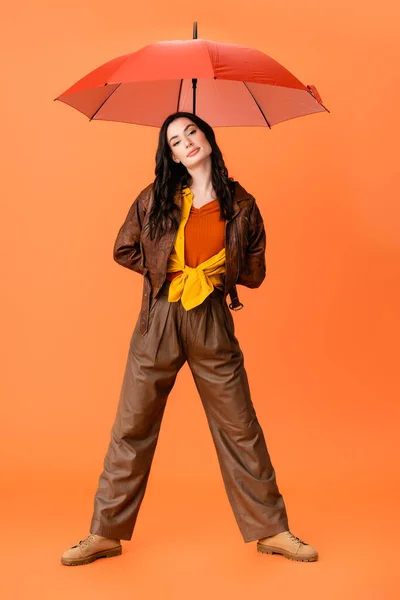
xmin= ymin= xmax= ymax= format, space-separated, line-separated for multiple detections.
xmin=173 ymin=130 xmax=196 ymax=146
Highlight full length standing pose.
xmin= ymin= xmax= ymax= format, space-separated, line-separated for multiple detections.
xmin=61 ymin=111 xmax=318 ymax=566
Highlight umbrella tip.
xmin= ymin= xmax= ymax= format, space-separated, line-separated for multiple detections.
xmin=307 ymin=84 xmax=322 ymax=104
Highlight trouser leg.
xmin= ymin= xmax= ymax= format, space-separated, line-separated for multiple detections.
xmin=186 ymin=290 xmax=289 ymax=543
xmin=90 ymin=288 xmax=186 ymax=541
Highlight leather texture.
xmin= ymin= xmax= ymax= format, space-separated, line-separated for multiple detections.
xmin=89 ymin=280 xmax=289 ymax=543
xmin=113 ymin=181 xmax=266 ymax=335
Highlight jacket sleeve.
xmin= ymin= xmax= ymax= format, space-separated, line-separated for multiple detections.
xmin=113 ymin=186 xmax=149 ymax=275
xmin=236 ymin=198 xmax=266 ymax=288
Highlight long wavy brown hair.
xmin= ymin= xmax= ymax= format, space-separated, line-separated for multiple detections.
xmin=145 ymin=111 xmax=236 ymax=241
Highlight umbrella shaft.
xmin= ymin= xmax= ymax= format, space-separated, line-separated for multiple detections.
xmin=192 ymin=78 xmax=197 ymax=115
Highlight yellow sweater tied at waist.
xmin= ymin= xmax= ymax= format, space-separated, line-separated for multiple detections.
xmin=166 ymin=186 xmax=226 ymax=311
xmin=167 ymin=248 xmax=226 ymax=311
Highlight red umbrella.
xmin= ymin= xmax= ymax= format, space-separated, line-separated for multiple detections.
xmin=54 ymin=22 xmax=329 ymax=127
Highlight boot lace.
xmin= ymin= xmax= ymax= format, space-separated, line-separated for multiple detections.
xmin=73 ymin=534 xmax=96 ymax=549
xmin=284 ymin=531 xmax=307 ymax=545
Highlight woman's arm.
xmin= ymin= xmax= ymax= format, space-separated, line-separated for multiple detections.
xmin=113 ymin=186 xmax=150 ymax=275
xmin=236 ymin=198 xmax=266 ymax=288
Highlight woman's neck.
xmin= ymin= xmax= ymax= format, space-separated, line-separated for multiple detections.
xmin=186 ymin=159 xmax=213 ymax=193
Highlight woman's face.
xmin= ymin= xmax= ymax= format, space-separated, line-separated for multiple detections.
xmin=167 ymin=117 xmax=212 ymax=169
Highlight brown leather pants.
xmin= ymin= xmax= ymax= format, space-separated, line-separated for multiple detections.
xmin=89 ymin=280 xmax=289 ymax=542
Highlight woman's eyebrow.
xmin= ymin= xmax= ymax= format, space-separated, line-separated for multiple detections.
xmin=169 ymin=124 xmax=194 ymax=143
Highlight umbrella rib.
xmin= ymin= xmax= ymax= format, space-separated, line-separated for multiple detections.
xmin=242 ymin=82 xmax=271 ymax=129
xmin=89 ymin=83 xmax=122 ymax=121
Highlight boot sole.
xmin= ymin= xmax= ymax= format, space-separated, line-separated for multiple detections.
xmin=61 ymin=544 xmax=122 ymax=566
xmin=257 ymin=542 xmax=318 ymax=562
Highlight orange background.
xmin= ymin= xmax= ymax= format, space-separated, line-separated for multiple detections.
xmin=2 ymin=1 xmax=399 ymax=598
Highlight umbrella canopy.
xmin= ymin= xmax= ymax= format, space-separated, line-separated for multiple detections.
xmin=54 ymin=37 xmax=329 ymax=127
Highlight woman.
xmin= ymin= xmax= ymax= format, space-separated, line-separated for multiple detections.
xmin=61 ymin=111 xmax=318 ymax=566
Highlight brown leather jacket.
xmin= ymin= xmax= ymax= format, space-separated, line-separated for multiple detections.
xmin=113 ymin=181 xmax=266 ymax=335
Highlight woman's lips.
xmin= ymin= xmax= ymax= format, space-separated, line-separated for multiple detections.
xmin=187 ymin=147 xmax=200 ymax=157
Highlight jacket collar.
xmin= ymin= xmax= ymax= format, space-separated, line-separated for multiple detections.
xmin=231 ymin=181 xmax=251 ymax=219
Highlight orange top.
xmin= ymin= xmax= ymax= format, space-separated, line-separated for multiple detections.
xmin=167 ymin=199 xmax=225 ymax=282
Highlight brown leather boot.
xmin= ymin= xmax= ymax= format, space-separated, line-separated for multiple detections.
xmin=61 ymin=533 xmax=122 ymax=566
xmin=257 ymin=530 xmax=318 ymax=562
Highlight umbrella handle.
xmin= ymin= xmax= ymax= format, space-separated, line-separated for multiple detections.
xmin=191 ymin=22 xmax=198 ymax=114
